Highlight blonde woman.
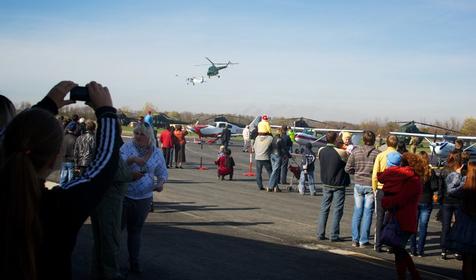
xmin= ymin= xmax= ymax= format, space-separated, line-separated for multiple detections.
xmin=121 ymin=122 xmax=168 ymax=273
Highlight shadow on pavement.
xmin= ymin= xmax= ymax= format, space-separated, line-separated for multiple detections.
xmin=72 ymin=224 xmax=459 ymax=280
xmin=156 ymin=202 xmax=260 ymax=213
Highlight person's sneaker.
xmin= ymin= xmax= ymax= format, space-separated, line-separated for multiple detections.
xmin=310 ymin=192 xmax=317 ymax=196
xmin=409 ymin=251 xmax=418 ymax=257
xmin=274 ymin=187 xmax=281 ymax=193
xmin=455 ymin=253 xmax=463 ymax=261
xmin=330 ymin=237 xmax=344 ymax=242
xmin=352 ymin=241 xmax=359 ymax=247
xmin=440 ymin=252 xmax=447 ymax=260
xmin=317 ymin=236 xmax=328 ymax=241
xmin=265 ymin=187 xmax=271 ymax=192
xmin=258 ymin=187 xmax=265 ymax=191
xmin=359 ymin=242 xmax=372 ymax=248
xmin=374 ymin=246 xmax=384 ymax=253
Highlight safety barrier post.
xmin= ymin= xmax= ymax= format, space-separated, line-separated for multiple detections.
xmin=196 ymin=140 xmax=208 ymax=170
xmin=243 ymin=150 xmax=255 ymax=176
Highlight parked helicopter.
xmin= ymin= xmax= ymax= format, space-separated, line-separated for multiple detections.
xmin=195 ymin=57 xmax=238 ymax=78
xmin=390 ymin=131 xmax=476 ymax=163
xmin=394 ymin=121 xmax=461 ymax=144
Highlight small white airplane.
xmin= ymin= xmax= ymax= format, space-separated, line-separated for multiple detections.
xmin=390 ymin=131 xmax=476 ymax=161
xmin=186 ymin=76 xmax=205 ymax=86
xmin=278 ymin=126 xmax=363 ymax=148
xmin=187 ymin=120 xmax=247 ymax=144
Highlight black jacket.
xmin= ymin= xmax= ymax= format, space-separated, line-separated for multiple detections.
xmin=62 ymin=133 xmax=77 ymax=162
xmin=318 ymin=144 xmax=350 ymax=187
xmin=419 ymin=169 xmax=439 ymax=204
xmin=33 ymin=97 xmax=121 ymax=280
xmin=73 ymin=131 xmax=96 ymax=167
xmin=271 ymin=135 xmax=291 ymax=157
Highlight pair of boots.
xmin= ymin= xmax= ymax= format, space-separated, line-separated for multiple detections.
xmin=395 ymin=253 xmax=421 ymax=279
xmin=220 ymin=175 xmax=233 ymax=181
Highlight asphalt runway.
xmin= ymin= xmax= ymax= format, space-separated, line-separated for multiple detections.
xmin=68 ymin=138 xmax=462 ymax=280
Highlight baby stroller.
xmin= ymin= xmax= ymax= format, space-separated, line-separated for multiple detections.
xmin=288 ymin=156 xmax=303 ymax=192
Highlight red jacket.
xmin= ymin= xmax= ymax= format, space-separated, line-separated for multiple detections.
xmin=173 ymin=130 xmax=188 ymax=145
xmin=214 ymin=155 xmax=235 ymax=176
xmin=159 ymin=129 xmax=173 ymax=148
xmin=377 ymin=166 xmax=422 ymax=233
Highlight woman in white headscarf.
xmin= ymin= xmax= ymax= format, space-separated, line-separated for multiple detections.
xmin=120 ymin=122 xmax=168 ymax=273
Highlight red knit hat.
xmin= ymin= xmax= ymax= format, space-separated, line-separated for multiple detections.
xmin=262 ymin=115 xmax=268 ymax=121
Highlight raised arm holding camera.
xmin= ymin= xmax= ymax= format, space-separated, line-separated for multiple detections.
xmin=0 ymin=81 xmax=120 ymax=280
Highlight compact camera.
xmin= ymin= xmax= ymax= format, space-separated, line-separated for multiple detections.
xmin=70 ymin=86 xmax=90 ymax=102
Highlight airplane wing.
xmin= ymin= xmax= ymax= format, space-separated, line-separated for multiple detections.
xmin=312 ymin=128 xmax=364 ymax=133
xmin=390 ymin=131 xmax=446 ymax=138
xmin=457 ymin=136 xmax=476 ymax=140
xmin=270 ymin=125 xmax=313 ymax=132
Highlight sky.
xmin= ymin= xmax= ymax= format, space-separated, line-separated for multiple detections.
xmin=1 ymin=0 xmax=475 ymax=123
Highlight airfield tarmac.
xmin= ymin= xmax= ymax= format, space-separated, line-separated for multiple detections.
xmin=63 ymin=137 xmax=462 ymax=280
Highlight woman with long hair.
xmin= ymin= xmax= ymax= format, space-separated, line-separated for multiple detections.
xmin=378 ymin=152 xmax=423 ymax=279
xmin=440 ymin=151 xmax=464 ymax=260
xmin=173 ymin=125 xmax=188 ymax=168
xmin=447 ymin=162 xmax=476 ymax=279
xmin=0 ymin=94 xmax=16 ymax=133
xmin=0 ymin=81 xmax=120 ymax=280
xmin=121 ymin=122 xmax=168 ymax=273
xmin=409 ymin=151 xmax=437 ymax=257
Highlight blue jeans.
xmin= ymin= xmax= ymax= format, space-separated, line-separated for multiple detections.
xmin=298 ymin=170 xmax=315 ymax=195
xmin=317 ymin=185 xmax=346 ymax=240
xmin=59 ymin=161 xmax=75 ymax=187
xmin=255 ymin=160 xmax=272 ymax=189
xmin=280 ymin=155 xmax=289 ymax=184
xmin=268 ymin=154 xmax=282 ymax=189
xmin=441 ymin=204 xmax=459 ymax=251
xmin=351 ymin=184 xmax=374 ymax=244
xmin=409 ymin=203 xmax=432 ymax=255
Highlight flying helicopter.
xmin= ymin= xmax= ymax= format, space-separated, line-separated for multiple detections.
xmin=195 ymin=57 xmax=238 ymax=78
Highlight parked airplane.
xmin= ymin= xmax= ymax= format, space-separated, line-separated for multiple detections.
xmin=293 ymin=128 xmax=364 ymax=148
xmin=390 ymin=131 xmax=476 ymax=163
xmin=187 ymin=120 xmax=249 ymax=144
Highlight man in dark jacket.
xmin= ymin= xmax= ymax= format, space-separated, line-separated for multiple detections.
xmin=268 ymin=129 xmax=287 ymax=192
xmin=317 ymin=131 xmax=350 ymax=242
xmin=221 ymin=125 xmax=232 ymax=149
xmin=280 ymin=126 xmax=293 ymax=184
xmin=73 ymin=120 xmax=96 ymax=176
xmin=60 ymin=129 xmax=77 ymax=186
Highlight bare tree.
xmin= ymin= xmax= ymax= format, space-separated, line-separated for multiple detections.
xmin=461 ymin=117 xmax=476 ymax=135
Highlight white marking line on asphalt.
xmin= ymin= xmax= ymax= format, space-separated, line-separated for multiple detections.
xmin=160 ymin=205 xmax=287 ymax=243
xmin=301 ymin=244 xmax=458 ymax=280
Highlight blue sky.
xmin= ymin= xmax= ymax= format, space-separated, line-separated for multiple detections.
xmin=1 ymin=0 xmax=475 ymax=122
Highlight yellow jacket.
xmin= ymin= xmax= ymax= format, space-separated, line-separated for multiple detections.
xmin=257 ymin=120 xmax=271 ymax=134
xmin=371 ymin=147 xmax=396 ymax=191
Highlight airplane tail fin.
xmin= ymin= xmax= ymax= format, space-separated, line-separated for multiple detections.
xmin=249 ymin=116 xmax=261 ymax=130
